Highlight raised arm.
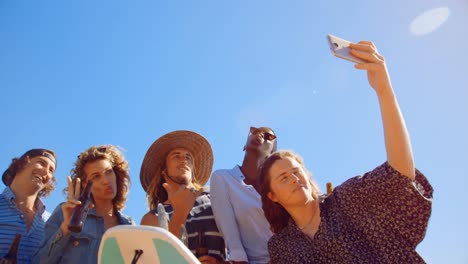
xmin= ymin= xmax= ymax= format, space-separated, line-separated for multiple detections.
xmin=350 ymin=41 xmax=415 ymax=180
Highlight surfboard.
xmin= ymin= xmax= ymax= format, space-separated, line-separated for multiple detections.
xmin=98 ymin=225 xmax=200 ymax=264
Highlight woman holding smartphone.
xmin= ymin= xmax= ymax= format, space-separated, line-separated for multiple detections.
xmin=258 ymin=40 xmax=432 ymax=263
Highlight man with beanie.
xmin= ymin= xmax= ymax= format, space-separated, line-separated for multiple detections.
xmin=0 ymin=149 xmax=57 ymax=263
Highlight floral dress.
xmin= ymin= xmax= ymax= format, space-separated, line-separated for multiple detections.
xmin=268 ymin=162 xmax=433 ymax=264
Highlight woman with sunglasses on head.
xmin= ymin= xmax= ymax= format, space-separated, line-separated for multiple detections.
xmin=34 ymin=145 xmax=134 ymax=264
xmin=210 ymin=127 xmax=277 ymax=264
xmin=258 ymin=41 xmax=432 ymax=263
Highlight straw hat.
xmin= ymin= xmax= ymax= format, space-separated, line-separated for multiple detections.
xmin=140 ymin=130 xmax=213 ymax=192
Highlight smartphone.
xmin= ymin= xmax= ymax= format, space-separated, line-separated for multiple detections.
xmin=327 ymin=34 xmax=365 ymax=64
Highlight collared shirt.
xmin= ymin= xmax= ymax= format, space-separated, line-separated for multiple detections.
xmin=0 ymin=187 xmax=49 ymax=264
xmin=268 ymin=162 xmax=433 ymax=264
xmin=153 ymin=192 xmax=226 ymax=261
xmin=33 ymin=203 xmax=134 ymax=264
xmin=210 ymin=166 xmax=272 ymax=264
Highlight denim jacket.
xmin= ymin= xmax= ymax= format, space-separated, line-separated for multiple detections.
xmin=33 ymin=203 xmax=134 ymax=264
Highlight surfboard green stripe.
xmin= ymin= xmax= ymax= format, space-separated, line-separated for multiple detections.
xmin=100 ymin=237 xmax=125 ymax=264
xmin=153 ymin=238 xmax=190 ymax=264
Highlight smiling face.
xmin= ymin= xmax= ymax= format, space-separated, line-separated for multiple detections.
xmin=164 ymin=148 xmax=194 ymax=185
xmin=83 ymin=159 xmax=117 ymax=202
xmin=12 ymin=156 xmax=56 ymax=194
xmin=267 ymin=157 xmax=314 ymax=208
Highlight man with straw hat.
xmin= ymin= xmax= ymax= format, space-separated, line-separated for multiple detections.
xmin=140 ymin=130 xmax=226 ymax=263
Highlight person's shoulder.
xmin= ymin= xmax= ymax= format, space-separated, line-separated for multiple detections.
xmin=268 ymin=231 xmax=287 ymax=251
xmin=0 ymin=187 xmax=13 ymax=201
xmin=269 ymin=226 xmax=293 ymax=243
xmin=50 ymin=202 xmax=66 ymax=214
xmin=211 ymin=166 xmax=242 ymax=182
xmin=210 ymin=170 xmax=232 ymax=187
xmin=119 ymin=213 xmax=135 ymax=225
xmin=268 ymin=226 xmax=303 ymax=260
xmin=140 ymin=211 xmax=158 ymax=225
xmin=44 ymin=203 xmax=66 ymax=223
xmin=211 ymin=168 xmax=232 ymax=177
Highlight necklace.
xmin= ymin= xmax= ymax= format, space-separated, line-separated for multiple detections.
xmin=297 ymin=215 xmax=314 ymax=230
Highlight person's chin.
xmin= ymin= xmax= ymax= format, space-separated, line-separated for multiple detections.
xmin=102 ymin=193 xmax=116 ymax=201
xmin=245 ymin=145 xmax=263 ymax=153
xmin=33 ymin=180 xmax=45 ymax=190
xmin=102 ymin=189 xmax=117 ymax=198
xmin=173 ymin=175 xmax=190 ymax=185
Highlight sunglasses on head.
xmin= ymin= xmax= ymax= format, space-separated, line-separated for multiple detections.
xmin=249 ymin=127 xmax=277 ymax=141
xmin=76 ymin=147 xmax=108 ymax=159
xmin=97 ymin=147 xmax=107 ymax=153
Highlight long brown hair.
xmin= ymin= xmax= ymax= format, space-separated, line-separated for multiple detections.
xmin=65 ymin=145 xmax=130 ymax=211
xmin=259 ymin=150 xmax=320 ymax=234
xmin=145 ymin=150 xmax=202 ymax=211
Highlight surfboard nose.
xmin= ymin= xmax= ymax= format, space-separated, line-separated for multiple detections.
xmin=98 ymin=225 xmax=200 ymax=264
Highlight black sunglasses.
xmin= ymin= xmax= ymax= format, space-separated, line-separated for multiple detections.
xmin=249 ymin=127 xmax=277 ymax=141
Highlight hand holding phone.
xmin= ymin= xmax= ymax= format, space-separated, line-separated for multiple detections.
xmin=327 ymin=34 xmax=366 ymax=64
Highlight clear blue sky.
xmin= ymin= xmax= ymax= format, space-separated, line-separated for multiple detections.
xmin=1 ymin=1 xmax=467 ymax=263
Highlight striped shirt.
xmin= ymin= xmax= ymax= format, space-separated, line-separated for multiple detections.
xmin=0 ymin=187 xmax=49 ymax=264
xmin=153 ymin=192 xmax=226 ymax=261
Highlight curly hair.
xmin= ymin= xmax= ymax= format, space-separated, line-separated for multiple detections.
xmin=65 ymin=145 xmax=130 ymax=211
xmin=2 ymin=149 xmax=57 ymax=198
xmin=259 ymin=150 xmax=320 ymax=234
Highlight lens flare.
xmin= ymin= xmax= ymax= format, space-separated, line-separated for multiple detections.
xmin=410 ymin=7 xmax=450 ymax=36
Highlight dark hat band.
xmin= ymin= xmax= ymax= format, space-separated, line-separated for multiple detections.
xmin=2 ymin=149 xmax=57 ymax=186
xmin=21 ymin=149 xmax=57 ymax=166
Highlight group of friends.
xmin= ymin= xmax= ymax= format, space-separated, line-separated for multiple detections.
xmin=0 ymin=41 xmax=433 ymax=264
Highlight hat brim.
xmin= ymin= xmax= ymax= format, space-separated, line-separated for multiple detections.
xmin=140 ymin=130 xmax=213 ymax=192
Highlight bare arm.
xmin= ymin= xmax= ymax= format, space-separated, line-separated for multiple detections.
xmin=350 ymin=41 xmax=415 ymax=180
